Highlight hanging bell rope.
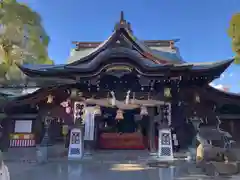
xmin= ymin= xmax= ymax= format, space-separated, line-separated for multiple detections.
xmin=115 ymin=109 xmax=124 ymax=120
xmin=140 ymin=106 xmax=148 ymax=116
xmin=110 ymin=91 xmax=116 ymax=106
xmin=125 ymin=90 xmax=131 ymax=104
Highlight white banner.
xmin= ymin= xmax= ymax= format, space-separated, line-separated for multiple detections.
xmin=84 ymin=107 xmax=95 ymax=141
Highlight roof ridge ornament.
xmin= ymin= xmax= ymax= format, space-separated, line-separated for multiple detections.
xmin=120 ymin=11 xmax=125 ymax=24
xmin=114 ymin=11 xmax=133 ymax=33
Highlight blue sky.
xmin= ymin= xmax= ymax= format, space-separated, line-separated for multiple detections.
xmin=20 ymin=0 xmax=240 ymax=92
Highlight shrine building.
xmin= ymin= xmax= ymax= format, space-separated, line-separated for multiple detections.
xmin=1 ymin=12 xmax=240 ymax=151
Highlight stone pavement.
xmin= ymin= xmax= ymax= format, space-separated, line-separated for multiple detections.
xmin=6 ymin=160 xmax=240 ymax=180
xmin=2 ymin=145 xmax=188 ymax=163
xmin=2 ymin=144 xmax=65 ymax=162
xmin=3 ymin=147 xmax=240 ymax=180
xmin=6 ymin=162 xmax=37 ymax=177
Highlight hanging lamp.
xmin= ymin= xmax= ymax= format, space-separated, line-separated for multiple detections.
xmin=94 ymin=105 xmax=102 ymax=116
xmin=164 ymin=88 xmax=171 ymax=98
xmin=125 ymin=90 xmax=131 ymax=104
xmin=115 ymin=109 xmax=124 ymax=120
xmin=70 ymin=88 xmax=77 ymax=99
xmin=140 ymin=106 xmax=148 ymax=116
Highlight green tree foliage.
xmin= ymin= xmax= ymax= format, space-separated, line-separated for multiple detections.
xmin=0 ymin=0 xmax=54 ymax=81
xmin=228 ymin=13 xmax=240 ymax=64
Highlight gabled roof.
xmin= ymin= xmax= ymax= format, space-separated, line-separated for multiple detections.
xmin=67 ymin=11 xmax=183 ymax=66
xmin=17 ymin=49 xmax=233 ymax=78
xmin=69 ymin=40 xmax=182 ymax=64
xmin=17 ymin=11 xmax=233 ymax=79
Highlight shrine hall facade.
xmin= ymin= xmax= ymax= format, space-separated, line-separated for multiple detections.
xmin=1 ymin=12 xmax=240 ymax=150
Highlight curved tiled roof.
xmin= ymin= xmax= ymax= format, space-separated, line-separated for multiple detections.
xmin=151 ymin=48 xmax=185 ymax=64
xmin=67 ymin=48 xmax=95 ymax=64
xmin=67 ymin=43 xmax=184 ymax=65
xmin=67 ymin=15 xmax=182 ymax=66
xmin=206 ymin=85 xmax=240 ymax=100
xmin=17 ymin=47 xmax=233 ymax=81
xmin=16 ymin=11 xmax=234 ymax=81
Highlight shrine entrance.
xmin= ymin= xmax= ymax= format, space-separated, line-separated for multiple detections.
xmin=98 ymin=107 xmax=147 ymax=150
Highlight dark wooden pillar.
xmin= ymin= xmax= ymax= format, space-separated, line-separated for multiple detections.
xmin=0 ymin=117 xmax=11 ymax=151
xmin=230 ymin=120 xmax=234 ymax=136
xmin=148 ymin=107 xmax=156 ymax=153
xmin=94 ymin=115 xmax=102 ymax=149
